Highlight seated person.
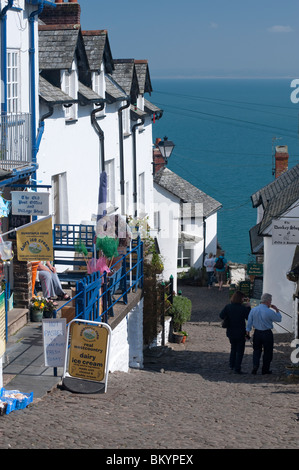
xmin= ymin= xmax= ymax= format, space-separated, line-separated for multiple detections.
xmin=37 ymin=261 xmax=70 ymax=302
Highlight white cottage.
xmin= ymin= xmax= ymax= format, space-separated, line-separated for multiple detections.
xmin=153 ymin=160 xmax=222 ymax=291
xmin=250 ymin=147 xmax=299 ymax=336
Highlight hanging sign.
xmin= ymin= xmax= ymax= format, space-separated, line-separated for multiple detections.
xmin=11 ymin=192 xmax=49 ymax=217
xmin=247 ymin=263 xmax=263 ymax=276
xmin=16 ymin=215 xmax=53 ymax=261
xmin=67 ymin=321 xmax=110 ymax=382
xmin=272 ymin=219 xmax=299 ymax=245
xmin=42 ymin=318 xmax=67 ymax=367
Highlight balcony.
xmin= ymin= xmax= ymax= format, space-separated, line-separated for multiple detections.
xmin=0 ymin=113 xmax=31 ymax=170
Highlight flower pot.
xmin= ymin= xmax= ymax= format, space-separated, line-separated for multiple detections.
xmin=43 ymin=310 xmax=53 ymax=319
xmin=31 ymin=309 xmax=44 ymax=322
xmin=173 ymin=332 xmax=184 ymax=344
xmin=286 ymin=366 xmax=299 ymax=377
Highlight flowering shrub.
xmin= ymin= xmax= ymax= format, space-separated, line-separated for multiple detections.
xmin=30 ymin=296 xmax=46 ymax=311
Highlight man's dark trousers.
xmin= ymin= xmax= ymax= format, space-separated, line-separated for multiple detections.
xmin=252 ymin=329 xmax=273 ymax=373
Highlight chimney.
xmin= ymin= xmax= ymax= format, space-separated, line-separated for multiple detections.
xmin=153 ymin=138 xmax=166 ymax=175
xmin=275 ymin=145 xmax=289 ymax=178
xmin=39 ymin=0 xmax=81 ymax=27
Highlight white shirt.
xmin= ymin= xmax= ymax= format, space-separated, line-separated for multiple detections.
xmin=204 ymin=257 xmax=215 ymax=272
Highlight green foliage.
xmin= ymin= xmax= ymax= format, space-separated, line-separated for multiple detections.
xmin=75 ymin=239 xmax=88 ymax=256
xmin=96 ymin=236 xmax=119 ymax=259
xmin=169 ymin=295 xmax=192 ymax=331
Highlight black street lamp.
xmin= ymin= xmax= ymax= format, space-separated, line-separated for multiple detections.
xmin=158 ymin=136 xmax=175 ymax=160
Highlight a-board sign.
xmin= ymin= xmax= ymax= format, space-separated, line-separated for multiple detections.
xmin=42 ymin=319 xmax=67 ymax=367
xmin=68 ymin=322 xmax=109 ymax=382
xmin=239 ymin=281 xmax=251 ymax=297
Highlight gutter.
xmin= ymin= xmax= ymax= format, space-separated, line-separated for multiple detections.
xmin=118 ymin=98 xmax=130 ymax=215
xmin=91 ymin=103 xmax=106 ymax=172
xmin=132 ymin=118 xmax=145 ymax=218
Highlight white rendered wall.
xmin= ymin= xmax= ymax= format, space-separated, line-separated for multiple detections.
xmin=262 ymin=202 xmax=299 ymax=334
xmin=108 ymin=299 xmax=144 ymax=373
xmin=153 ymin=183 xmax=180 ymax=292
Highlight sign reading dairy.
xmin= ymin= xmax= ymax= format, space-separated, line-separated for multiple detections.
xmin=68 ymin=322 xmax=109 ymax=382
xmin=12 ymin=192 xmax=49 ymax=216
xmin=272 ymin=219 xmax=299 ymax=245
xmin=16 ymin=215 xmax=53 ymax=261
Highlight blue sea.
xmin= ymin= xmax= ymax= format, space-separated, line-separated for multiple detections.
xmin=152 ymin=78 xmax=299 ymax=264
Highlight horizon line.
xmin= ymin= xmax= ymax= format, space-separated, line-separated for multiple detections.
xmin=151 ymin=75 xmax=298 ymax=80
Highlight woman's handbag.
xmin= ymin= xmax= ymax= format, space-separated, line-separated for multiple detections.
xmin=222 ymin=315 xmax=229 ymax=328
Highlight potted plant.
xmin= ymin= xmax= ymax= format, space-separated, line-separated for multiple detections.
xmin=169 ymin=295 xmax=192 ymax=343
xmin=30 ymin=296 xmax=46 ymax=322
xmin=43 ymin=299 xmax=57 ymax=319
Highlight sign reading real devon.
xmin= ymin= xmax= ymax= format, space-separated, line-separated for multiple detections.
xmin=272 ymin=219 xmax=299 ymax=245
xmin=68 ymin=322 xmax=109 ymax=382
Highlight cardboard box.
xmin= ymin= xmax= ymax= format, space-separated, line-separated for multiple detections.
xmin=61 ymin=306 xmax=76 ymax=324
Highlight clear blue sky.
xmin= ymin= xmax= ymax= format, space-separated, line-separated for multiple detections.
xmin=78 ymin=0 xmax=299 ymax=78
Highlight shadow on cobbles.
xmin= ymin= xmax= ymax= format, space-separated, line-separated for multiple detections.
xmin=143 ymin=344 xmax=294 ymax=386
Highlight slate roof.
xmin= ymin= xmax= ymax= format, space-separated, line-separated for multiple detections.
xmin=112 ymin=59 xmax=138 ymax=97
xmin=154 ymin=167 xmax=222 ymax=218
xmin=82 ymin=30 xmax=114 ymax=74
xmin=134 ymin=60 xmax=152 ymax=95
xmin=249 ymin=223 xmax=264 ymax=255
xmin=39 ymin=75 xmax=76 ymax=104
xmin=78 ymin=81 xmax=103 ymax=103
xmin=144 ymin=98 xmax=163 ymax=115
xmin=105 ymin=74 xmax=128 ymax=102
xmin=251 ymin=163 xmax=299 ymax=234
xmin=39 ymin=26 xmax=81 ymax=70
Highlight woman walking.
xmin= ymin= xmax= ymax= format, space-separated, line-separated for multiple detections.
xmin=219 ymin=291 xmax=251 ymax=374
xmin=204 ymin=253 xmax=215 ymax=289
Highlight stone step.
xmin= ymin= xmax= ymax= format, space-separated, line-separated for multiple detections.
xmin=7 ymin=308 xmax=29 ymax=337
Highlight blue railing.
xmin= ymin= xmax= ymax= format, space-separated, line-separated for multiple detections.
xmin=53 ymin=237 xmax=143 ymax=325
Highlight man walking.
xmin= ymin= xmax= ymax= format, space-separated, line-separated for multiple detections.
xmin=214 ymin=250 xmax=227 ymax=291
xmin=246 ymin=293 xmax=282 ymax=375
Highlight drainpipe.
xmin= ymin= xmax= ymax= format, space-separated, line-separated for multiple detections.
xmin=202 ymin=216 xmax=206 ymax=269
xmin=29 ymin=2 xmax=45 ymax=181
xmin=0 ymin=0 xmax=14 ymax=115
xmin=118 ymin=99 xmax=130 ymax=215
xmin=132 ymin=118 xmax=145 ymax=218
xmin=36 ymin=104 xmax=54 ymax=151
xmin=91 ymin=103 xmax=105 ymax=172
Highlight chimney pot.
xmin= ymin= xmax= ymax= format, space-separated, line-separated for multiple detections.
xmin=275 ymin=145 xmax=289 ymax=178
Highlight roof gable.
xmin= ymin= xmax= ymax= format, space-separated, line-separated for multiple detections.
xmin=82 ymin=30 xmax=114 ymax=74
xmin=112 ymin=59 xmax=139 ymax=100
xmin=154 ymin=167 xmax=222 ymax=218
xmin=134 ymin=60 xmax=152 ymax=95
xmin=38 ymin=25 xmax=88 ymax=71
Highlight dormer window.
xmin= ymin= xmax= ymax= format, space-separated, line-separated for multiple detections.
xmin=92 ymin=70 xmax=105 ymax=116
xmin=122 ymin=103 xmax=130 ymax=136
xmin=61 ymin=64 xmax=78 ymax=121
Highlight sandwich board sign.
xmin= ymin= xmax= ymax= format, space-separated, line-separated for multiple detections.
xmin=42 ymin=318 xmax=67 ymax=368
xmin=62 ymin=319 xmax=111 ymax=394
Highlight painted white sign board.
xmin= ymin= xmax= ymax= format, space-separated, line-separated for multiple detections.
xmin=11 ymin=191 xmax=49 ymax=216
xmin=43 ymin=319 xmax=67 ymax=367
xmin=272 ymin=219 xmax=299 ymax=245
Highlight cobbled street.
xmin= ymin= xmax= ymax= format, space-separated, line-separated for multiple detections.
xmin=1 ymin=285 xmax=299 ymax=450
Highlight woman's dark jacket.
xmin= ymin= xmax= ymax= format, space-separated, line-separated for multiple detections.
xmin=219 ymin=303 xmax=250 ymax=339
